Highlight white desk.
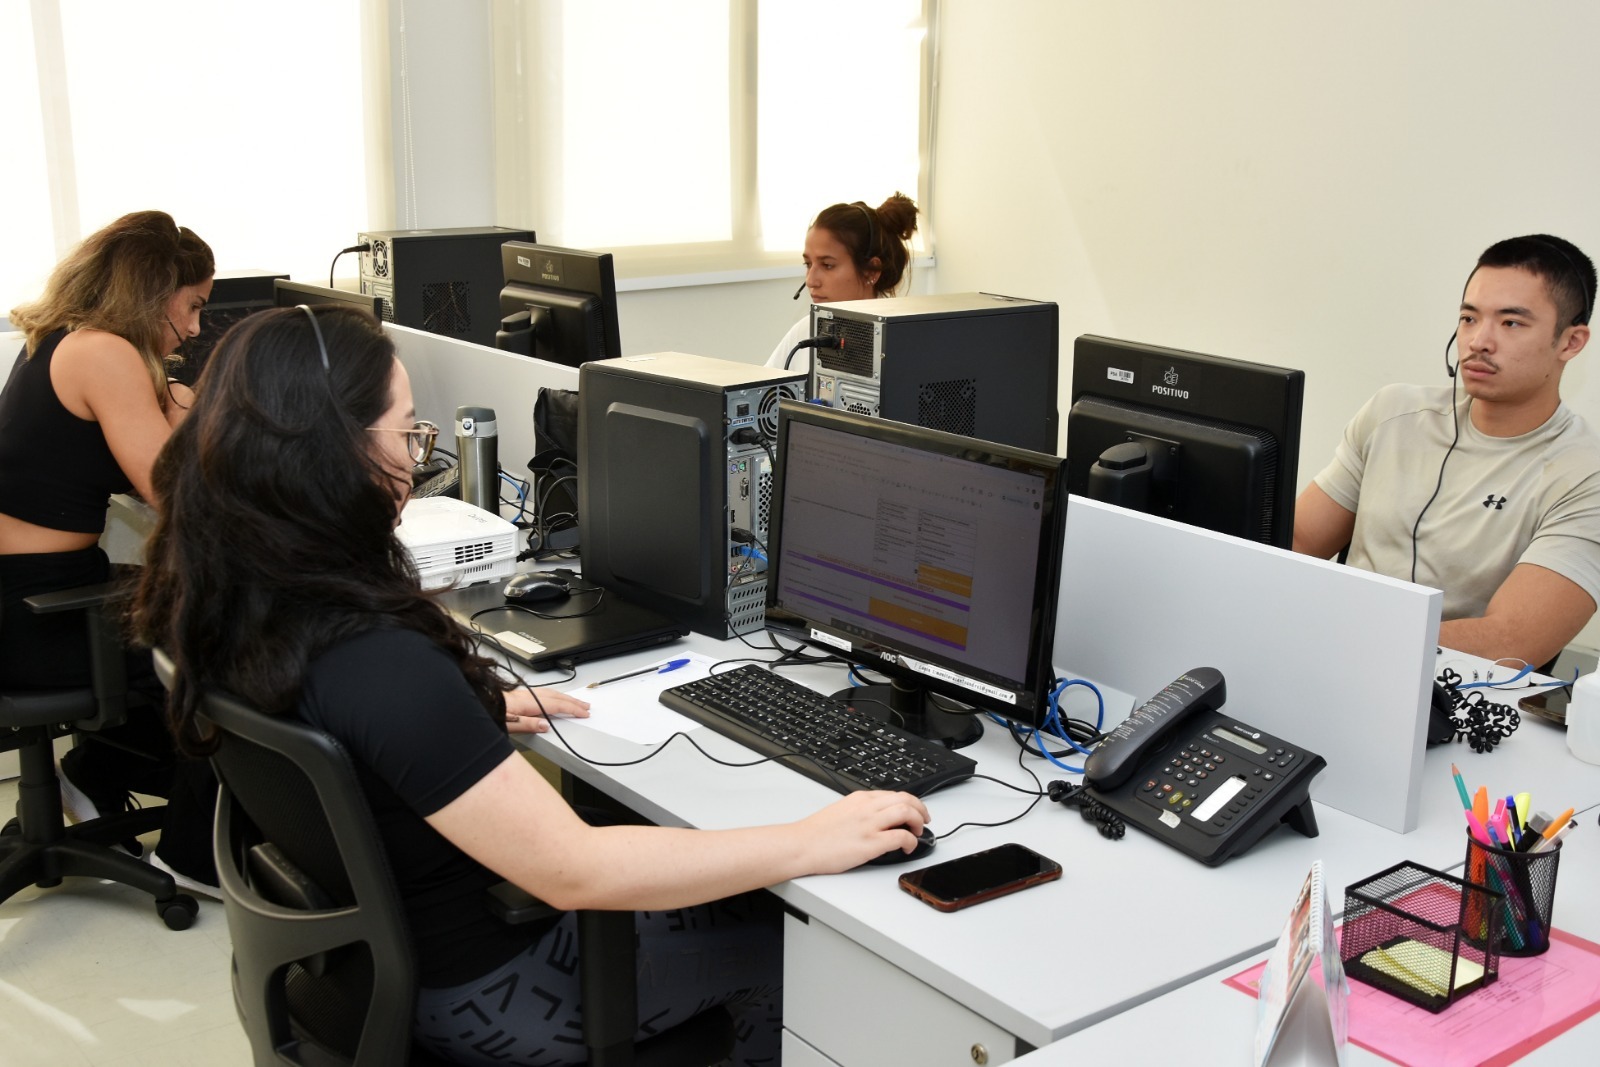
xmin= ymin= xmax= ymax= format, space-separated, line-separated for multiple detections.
xmin=502 ymin=628 xmax=1600 ymax=1065
xmin=1011 ymin=792 xmax=1600 ymax=1066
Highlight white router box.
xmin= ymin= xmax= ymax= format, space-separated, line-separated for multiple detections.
xmin=396 ymin=497 xmax=518 ymax=590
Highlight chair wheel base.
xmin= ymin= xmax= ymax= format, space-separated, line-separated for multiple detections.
xmin=159 ymin=894 xmax=199 ymax=930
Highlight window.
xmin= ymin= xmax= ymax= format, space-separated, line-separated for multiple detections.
xmin=1 ymin=1 xmax=373 ymax=323
xmin=490 ymin=0 xmax=934 ymax=282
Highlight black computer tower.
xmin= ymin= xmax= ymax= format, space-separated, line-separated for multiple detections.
xmin=356 ymin=226 xmax=535 ymax=347
xmin=809 ymin=292 xmax=1060 ymax=452
xmin=579 ymin=353 xmax=806 ymax=638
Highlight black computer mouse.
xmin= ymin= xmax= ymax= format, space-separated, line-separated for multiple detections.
xmin=866 ymin=826 xmax=937 ymax=866
xmin=503 ymin=573 xmax=571 ymax=604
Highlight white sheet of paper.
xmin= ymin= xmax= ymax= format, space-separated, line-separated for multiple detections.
xmin=560 ymin=652 xmax=717 ymax=744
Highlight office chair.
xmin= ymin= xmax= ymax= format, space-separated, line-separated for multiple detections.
xmin=0 ymin=581 xmax=198 ymax=929
xmin=157 ymin=651 xmax=733 ymax=1066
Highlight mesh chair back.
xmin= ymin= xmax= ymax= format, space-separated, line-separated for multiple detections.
xmin=203 ymin=689 xmax=430 ymax=1066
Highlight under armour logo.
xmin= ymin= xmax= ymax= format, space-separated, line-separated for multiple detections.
xmin=1483 ymin=495 xmax=1507 ymax=510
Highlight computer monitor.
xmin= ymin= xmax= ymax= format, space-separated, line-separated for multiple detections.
xmin=273 ymin=279 xmax=383 ymax=318
xmin=764 ymin=401 xmax=1068 ymax=747
xmin=496 ymin=242 xmax=621 ymax=367
xmin=1065 ymin=335 xmax=1304 ymax=548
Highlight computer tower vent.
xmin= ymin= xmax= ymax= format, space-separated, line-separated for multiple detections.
xmin=728 ymin=577 xmax=768 ymax=633
xmin=918 ymin=378 xmax=979 ymax=439
xmin=422 ymin=281 xmax=472 ymax=334
xmin=369 ymin=238 xmax=391 ymax=278
xmin=758 ymin=382 xmax=803 ymax=441
xmin=816 ymin=317 xmax=876 ymax=377
xmin=756 ymin=468 xmax=775 ymax=540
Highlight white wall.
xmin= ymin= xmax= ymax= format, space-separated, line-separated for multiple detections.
xmin=931 ymin=0 xmax=1600 ymax=497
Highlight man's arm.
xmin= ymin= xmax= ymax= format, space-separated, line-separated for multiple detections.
xmin=1291 ymin=482 xmax=1356 ymax=559
xmin=1438 ymin=563 xmax=1596 ymax=667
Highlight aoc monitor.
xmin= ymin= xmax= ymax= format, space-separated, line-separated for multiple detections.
xmin=764 ymin=401 xmax=1068 ymax=746
xmin=1065 ymin=335 xmax=1304 ymax=548
xmin=496 ymin=242 xmax=621 ymax=368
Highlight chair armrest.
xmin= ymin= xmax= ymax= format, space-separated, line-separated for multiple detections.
xmin=24 ymin=582 xmax=129 ymax=730
xmin=23 ymin=581 xmax=123 ymax=614
xmin=485 ymin=881 xmax=563 ymax=925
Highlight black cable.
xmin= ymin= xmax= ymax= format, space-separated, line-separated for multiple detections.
xmin=468 ymin=584 xmax=606 ymax=624
xmin=783 ymin=335 xmax=843 ymax=370
xmin=934 ymin=753 xmax=1046 ymax=838
xmin=328 ymin=242 xmax=370 ymax=289
xmin=1411 ymin=333 xmax=1464 ymax=583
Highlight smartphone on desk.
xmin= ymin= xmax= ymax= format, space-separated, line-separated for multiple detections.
xmin=1517 ymin=687 xmax=1570 ymax=726
xmin=898 ymin=843 xmax=1060 ymax=913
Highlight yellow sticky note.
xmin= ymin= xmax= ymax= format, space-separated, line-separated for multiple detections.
xmin=1360 ymin=940 xmax=1484 ymax=998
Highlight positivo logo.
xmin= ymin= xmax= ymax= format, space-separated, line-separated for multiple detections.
xmin=1150 ymin=366 xmax=1190 ymax=400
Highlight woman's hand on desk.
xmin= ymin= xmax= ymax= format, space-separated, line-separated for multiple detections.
xmin=504 ymin=687 xmax=591 ymax=733
xmin=800 ymin=790 xmax=930 ymax=873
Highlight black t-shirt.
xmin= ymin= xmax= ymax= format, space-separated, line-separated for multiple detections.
xmin=300 ymin=628 xmax=546 ymax=987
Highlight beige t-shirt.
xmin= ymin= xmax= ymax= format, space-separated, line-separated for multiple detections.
xmin=1313 ymin=383 xmax=1600 ymax=621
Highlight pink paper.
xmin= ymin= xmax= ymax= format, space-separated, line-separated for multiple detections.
xmin=1225 ymin=929 xmax=1600 ymax=1066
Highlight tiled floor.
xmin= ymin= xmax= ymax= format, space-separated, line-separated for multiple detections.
xmin=0 ymin=776 xmax=251 ymax=1066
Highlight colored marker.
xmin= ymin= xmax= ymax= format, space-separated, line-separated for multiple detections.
xmin=1545 ymin=808 xmax=1576 ymax=842
xmin=585 ymin=658 xmax=692 ymax=689
xmin=1514 ymin=792 xmax=1532 ymax=832
xmin=1473 ymin=786 xmax=1489 ymax=828
xmin=1465 ymin=810 xmax=1493 ymax=846
xmin=1531 ymin=818 xmax=1577 ymax=854
xmin=1491 ymin=809 xmax=1512 ymax=849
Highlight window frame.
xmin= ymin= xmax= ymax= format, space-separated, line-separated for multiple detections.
xmin=489 ymin=0 xmax=939 ymax=288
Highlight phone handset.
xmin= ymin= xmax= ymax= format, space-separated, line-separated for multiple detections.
xmin=1083 ymin=668 xmax=1227 ymax=790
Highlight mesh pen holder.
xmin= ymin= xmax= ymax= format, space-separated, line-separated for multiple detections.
xmin=1342 ymin=862 xmax=1502 ymax=1012
xmin=1463 ymin=828 xmax=1560 ymax=957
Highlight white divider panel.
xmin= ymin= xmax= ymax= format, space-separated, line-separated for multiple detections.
xmin=1055 ymin=496 xmax=1442 ymax=833
xmin=385 ymin=323 xmax=580 ymax=483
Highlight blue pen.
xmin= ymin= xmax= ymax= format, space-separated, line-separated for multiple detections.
xmin=1504 ymin=794 xmax=1522 ymax=847
xmin=585 ymin=658 xmax=691 ymax=689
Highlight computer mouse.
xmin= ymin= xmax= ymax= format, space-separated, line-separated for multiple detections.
xmin=503 ymin=573 xmax=571 ymax=604
xmin=866 ymin=826 xmax=936 ymax=866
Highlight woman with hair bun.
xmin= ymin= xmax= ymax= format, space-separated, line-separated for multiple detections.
xmin=766 ymin=191 xmax=920 ymax=372
xmin=0 ymin=209 xmax=218 ymax=890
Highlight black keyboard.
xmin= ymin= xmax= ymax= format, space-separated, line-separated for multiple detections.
xmin=658 ymin=665 xmax=976 ymax=796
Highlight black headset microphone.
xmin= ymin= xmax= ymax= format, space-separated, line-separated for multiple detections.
xmin=793 ymin=281 xmax=807 ymax=300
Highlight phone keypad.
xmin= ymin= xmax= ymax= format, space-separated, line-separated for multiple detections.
xmin=1144 ymin=743 xmax=1270 ymax=831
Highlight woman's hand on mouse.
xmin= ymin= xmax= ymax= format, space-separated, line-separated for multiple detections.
xmin=798 ymin=790 xmax=930 ymax=873
xmin=504 ymin=687 xmax=591 ymax=733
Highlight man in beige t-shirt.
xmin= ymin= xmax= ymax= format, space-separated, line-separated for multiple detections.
xmin=1294 ymin=235 xmax=1600 ymax=668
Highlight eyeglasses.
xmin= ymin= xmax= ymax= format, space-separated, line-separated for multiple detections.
xmin=367 ymin=419 xmax=439 ymax=465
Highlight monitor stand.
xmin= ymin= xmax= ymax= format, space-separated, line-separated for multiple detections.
xmin=832 ymin=679 xmax=984 ymax=750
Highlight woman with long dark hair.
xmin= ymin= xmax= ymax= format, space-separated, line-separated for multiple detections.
xmin=133 ymin=306 xmax=929 ymax=1064
xmin=1 ymin=209 xmax=216 ymax=887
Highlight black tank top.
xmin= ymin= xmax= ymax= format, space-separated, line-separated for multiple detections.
xmin=0 ymin=330 xmax=134 ymax=534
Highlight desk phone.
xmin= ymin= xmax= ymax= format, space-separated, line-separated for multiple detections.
xmin=1084 ymin=668 xmax=1326 ymax=865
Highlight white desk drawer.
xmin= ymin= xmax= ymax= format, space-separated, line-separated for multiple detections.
xmin=784 ymin=913 xmax=1018 ymax=1066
